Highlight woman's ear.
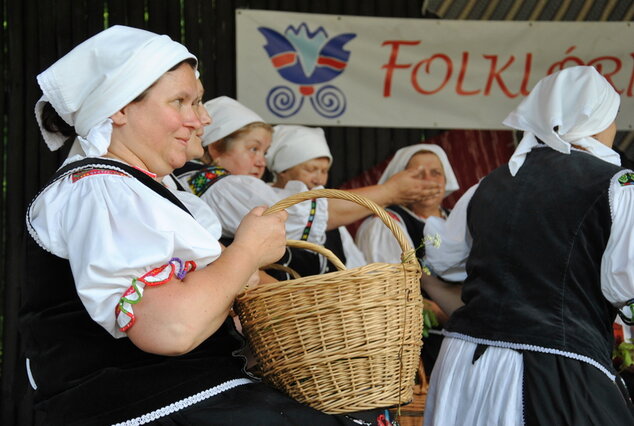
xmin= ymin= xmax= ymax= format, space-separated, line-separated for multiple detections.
xmin=110 ymin=107 xmax=128 ymax=126
xmin=207 ymin=143 xmax=220 ymax=159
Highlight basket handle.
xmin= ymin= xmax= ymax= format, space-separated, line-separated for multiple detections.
xmin=286 ymin=239 xmax=346 ymax=271
xmin=264 ymin=188 xmax=415 ymax=260
xmin=262 ymin=239 xmax=346 ymax=279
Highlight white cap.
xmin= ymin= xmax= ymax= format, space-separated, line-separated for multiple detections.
xmin=35 ymin=25 xmax=197 ymax=157
xmin=379 ymin=144 xmax=459 ymax=197
xmin=201 ymin=96 xmax=265 ymax=147
xmin=504 ymin=66 xmax=621 ymax=175
xmin=266 ymin=125 xmax=332 ymax=174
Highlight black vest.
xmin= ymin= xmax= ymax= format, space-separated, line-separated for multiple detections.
xmin=21 ymin=159 xmax=249 ymax=425
xmin=447 ymin=147 xmax=622 ymax=375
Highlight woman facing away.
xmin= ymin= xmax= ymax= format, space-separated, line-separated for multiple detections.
xmin=421 ymin=66 xmax=634 ymax=425
xmin=22 ymin=25 xmax=373 ymax=426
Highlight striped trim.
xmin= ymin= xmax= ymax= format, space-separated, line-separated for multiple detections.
xmin=300 ymin=199 xmax=317 ymax=241
xmin=444 ymin=331 xmax=616 ymax=381
xmin=112 ymin=378 xmax=253 ymax=426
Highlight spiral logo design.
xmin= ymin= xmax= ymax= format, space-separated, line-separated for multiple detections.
xmin=266 ymin=86 xmax=304 ymax=118
xmin=310 ymin=85 xmax=346 ymax=118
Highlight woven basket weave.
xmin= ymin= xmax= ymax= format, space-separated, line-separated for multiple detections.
xmin=234 ymin=189 xmax=423 ymax=414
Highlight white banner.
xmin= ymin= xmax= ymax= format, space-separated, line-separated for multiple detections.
xmin=236 ymin=9 xmax=633 ymax=130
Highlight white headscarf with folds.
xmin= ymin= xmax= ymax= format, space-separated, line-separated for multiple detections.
xmin=266 ymin=125 xmax=333 ymax=174
xmin=35 ymin=25 xmax=197 ymax=157
xmin=504 ymin=66 xmax=620 ymax=176
xmin=201 ymin=97 xmax=265 ymax=147
xmin=378 ymin=144 xmax=459 ymax=197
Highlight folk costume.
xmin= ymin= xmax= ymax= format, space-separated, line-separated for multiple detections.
xmin=186 ymin=99 xmax=331 ymax=278
xmin=355 ymin=144 xmax=459 ymax=265
xmin=22 ymin=26 xmax=360 ymax=426
xmin=267 ymin=125 xmax=367 ymax=271
xmin=355 ymin=144 xmax=458 ymax=376
xmin=423 ymin=66 xmax=634 ymax=425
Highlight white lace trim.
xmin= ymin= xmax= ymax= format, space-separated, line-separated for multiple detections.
xmin=26 ymin=358 xmax=37 ymax=390
xmin=444 ymin=331 xmax=616 ymax=381
xmin=111 ymin=378 xmax=253 ymax=426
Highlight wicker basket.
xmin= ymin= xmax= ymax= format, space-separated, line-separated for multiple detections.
xmin=234 ymin=189 xmax=423 ymax=414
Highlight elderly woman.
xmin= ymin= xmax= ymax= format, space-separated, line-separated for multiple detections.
xmin=23 ymin=26 xmax=364 ymax=425
xmin=355 ymin=144 xmax=459 ymax=264
xmin=355 ymin=144 xmax=459 ymax=376
xmin=422 ymin=66 xmax=634 ymax=425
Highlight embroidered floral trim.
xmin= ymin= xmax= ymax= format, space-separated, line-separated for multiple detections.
xmin=618 ymin=172 xmax=634 ymax=186
xmin=300 ymin=199 xmax=317 ymax=241
xmin=116 ymin=258 xmax=197 ymax=332
xmin=112 ymin=378 xmax=253 ymax=426
xmin=188 ymin=165 xmax=230 ymax=196
xmin=71 ymin=168 xmax=128 ymax=182
xmin=443 ymin=331 xmax=616 ymax=381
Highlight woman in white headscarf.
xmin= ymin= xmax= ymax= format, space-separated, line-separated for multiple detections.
xmin=183 ymin=99 xmax=440 ymax=276
xmin=179 ymin=97 xmax=331 ymax=278
xmin=265 ymin=125 xmax=365 ymax=269
xmin=354 ymin=143 xmax=459 ymax=377
xmin=421 ymin=66 xmax=634 ymax=425
xmin=24 ymin=26 xmax=361 ymax=426
xmin=355 ymin=144 xmax=459 ymax=265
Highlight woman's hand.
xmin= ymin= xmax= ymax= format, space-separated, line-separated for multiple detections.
xmin=233 ymin=206 xmax=288 ymax=268
xmin=384 ymin=167 xmax=441 ymax=205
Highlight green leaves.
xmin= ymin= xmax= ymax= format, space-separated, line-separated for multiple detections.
xmin=613 ymin=340 xmax=634 ymax=372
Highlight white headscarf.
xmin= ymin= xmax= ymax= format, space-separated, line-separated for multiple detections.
xmin=35 ymin=25 xmax=197 ymax=157
xmin=378 ymin=144 xmax=459 ymax=197
xmin=504 ymin=66 xmax=620 ymax=176
xmin=201 ymin=96 xmax=265 ymax=147
xmin=266 ymin=125 xmax=333 ymax=174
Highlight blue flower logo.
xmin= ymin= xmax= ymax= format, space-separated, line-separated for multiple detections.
xmin=258 ymin=23 xmax=356 ymax=118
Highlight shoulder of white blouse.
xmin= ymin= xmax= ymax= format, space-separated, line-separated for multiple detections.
xmin=609 ymin=169 xmax=634 ymax=220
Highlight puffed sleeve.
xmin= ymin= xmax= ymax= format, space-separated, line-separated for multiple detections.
xmin=423 ymin=184 xmax=478 ymax=282
xmin=203 ymin=176 xmax=328 ymax=244
xmin=27 ymin=173 xmax=222 ymax=338
xmin=356 ymin=213 xmax=413 ymax=264
xmin=601 ymin=170 xmax=634 ymax=318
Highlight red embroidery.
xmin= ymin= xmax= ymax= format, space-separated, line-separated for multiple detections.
xmin=116 ymin=258 xmax=198 ymax=332
xmin=72 ymin=169 xmax=128 ymax=182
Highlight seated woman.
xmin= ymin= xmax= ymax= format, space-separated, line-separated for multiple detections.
xmin=421 ymin=66 xmax=634 ymax=425
xmin=355 ymin=144 xmax=459 ymax=376
xmin=23 ymin=25 xmax=370 ymax=425
xmin=184 ymin=100 xmax=441 ymax=275
xmin=355 ymin=144 xmax=459 ymax=263
xmin=265 ymin=124 xmax=366 ymax=270
xmin=181 ymin=96 xmax=330 ymax=277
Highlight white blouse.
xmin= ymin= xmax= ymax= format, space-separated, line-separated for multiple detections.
xmin=356 ymin=205 xmax=432 ymax=264
xmin=27 ymin=158 xmax=223 ymax=338
xmin=338 ymin=226 xmax=366 ymax=268
xmin=196 ymin=175 xmax=329 ymax=244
